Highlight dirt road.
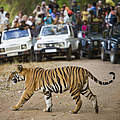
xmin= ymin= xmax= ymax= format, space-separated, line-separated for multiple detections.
xmin=0 ymin=59 xmax=120 ymax=120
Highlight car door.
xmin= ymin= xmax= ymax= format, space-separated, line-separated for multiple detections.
xmin=69 ymin=25 xmax=79 ymax=51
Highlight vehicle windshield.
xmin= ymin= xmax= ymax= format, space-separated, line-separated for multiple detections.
xmin=41 ymin=25 xmax=68 ymax=36
xmin=3 ymin=29 xmax=29 ymax=40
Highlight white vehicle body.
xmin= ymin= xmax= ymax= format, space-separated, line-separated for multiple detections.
xmin=34 ymin=24 xmax=80 ymax=61
xmin=0 ymin=28 xmax=32 ymax=60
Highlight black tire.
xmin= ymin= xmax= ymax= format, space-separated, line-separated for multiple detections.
xmin=110 ymin=50 xmax=117 ymax=64
xmin=66 ymin=46 xmax=72 ymax=61
xmin=101 ymin=48 xmax=107 ymax=61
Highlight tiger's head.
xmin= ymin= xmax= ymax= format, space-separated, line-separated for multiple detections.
xmin=8 ymin=71 xmax=25 ymax=84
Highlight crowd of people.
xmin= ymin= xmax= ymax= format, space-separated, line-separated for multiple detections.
xmin=0 ymin=0 xmax=120 ymax=37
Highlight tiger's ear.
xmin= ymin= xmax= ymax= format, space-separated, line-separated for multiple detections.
xmin=17 ymin=65 xmax=23 ymax=72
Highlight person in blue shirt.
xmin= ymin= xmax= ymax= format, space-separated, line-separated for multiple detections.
xmin=89 ymin=2 xmax=96 ymax=16
xmin=44 ymin=14 xmax=52 ymax=25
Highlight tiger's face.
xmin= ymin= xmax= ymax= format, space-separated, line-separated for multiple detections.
xmin=8 ymin=71 xmax=24 ymax=84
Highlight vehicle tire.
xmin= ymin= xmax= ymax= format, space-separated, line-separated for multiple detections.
xmin=110 ymin=50 xmax=117 ymax=64
xmin=101 ymin=48 xmax=107 ymax=61
xmin=66 ymin=46 xmax=72 ymax=61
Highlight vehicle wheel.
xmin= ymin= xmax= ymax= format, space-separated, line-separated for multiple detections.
xmin=101 ymin=48 xmax=107 ymax=61
xmin=110 ymin=50 xmax=117 ymax=64
xmin=66 ymin=46 xmax=72 ymax=61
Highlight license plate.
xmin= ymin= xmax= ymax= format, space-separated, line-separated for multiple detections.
xmin=45 ymin=49 xmax=56 ymax=53
xmin=7 ymin=52 xmax=18 ymax=57
xmin=94 ymin=41 xmax=97 ymax=46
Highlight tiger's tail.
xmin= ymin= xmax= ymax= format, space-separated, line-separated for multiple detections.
xmin=88 ymin=71 xmax=115 ymax=85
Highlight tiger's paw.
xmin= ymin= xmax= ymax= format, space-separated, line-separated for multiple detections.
xmin=71 ymin=109 xmax=78 ymax=114
xmin=10 ymin=106 xmax=19 ymax=111
xmin=43 ymin=107 xmax=52 ymax=112
xmin=72 ymin=111 xmax=78 ymax=114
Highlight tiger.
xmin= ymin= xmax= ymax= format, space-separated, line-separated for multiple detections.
xmin=8 ymin=65 xmax=115 ymax=114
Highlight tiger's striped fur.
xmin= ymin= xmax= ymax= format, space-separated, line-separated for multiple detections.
xmin=8 ymin=65 xmax=115 ymax=114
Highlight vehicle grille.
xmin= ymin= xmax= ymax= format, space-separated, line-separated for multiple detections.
xmin=45 ymin=43 xmax=56 ymax=47
xmin=6 ymin=46 xmax=20 ymax=52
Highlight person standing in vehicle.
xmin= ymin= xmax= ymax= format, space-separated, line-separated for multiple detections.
xmin=44 ymin=8 xmax=52 ymax=25
xmin=82 ymin=20 xmax=88 ymax=38
xmin=0 ymin=7 xmax=7 ymax=31
xmin=4 ymin=12 xmax=10 ymax=30
xmin=81 ymin=5 xmax=89 ymax=22
xmin=116 ymin=2 xmax=120 ymax=25
xmin=108 ymin=6 xmax=117 ymax=35
xmin=0 ymin=7 xmax=6 ymax=25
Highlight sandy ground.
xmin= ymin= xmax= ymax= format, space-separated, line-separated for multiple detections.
xmin=0 ymin=58 xmax=120 ymax=120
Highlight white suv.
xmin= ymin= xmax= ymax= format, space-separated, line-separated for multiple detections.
xmin=34 ymin=24 xmax=80 ymax=61
xmin=0 ymin=28 xmax=32 ymax=61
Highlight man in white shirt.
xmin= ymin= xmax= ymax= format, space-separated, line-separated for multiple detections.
xmin=0 ymin=7 xmax=7 ymax=24
xmin=4 ymin=12 xmax=10 ymax=30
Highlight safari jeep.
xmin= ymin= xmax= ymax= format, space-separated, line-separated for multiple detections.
xmin=34 ymin=24 xmax=81 ymax=61
xmin=101 ymin=25 xmax=120 ymax=64
xmin=0 ymin=28 xmax=32 ymax=62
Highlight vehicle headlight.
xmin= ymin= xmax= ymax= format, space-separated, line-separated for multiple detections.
xmin=0 ymin=48 xmax=5 ymax=53
xmin=37 ymin=44 xmax=46 ymax=48
xmin=21 ymin=44 xmax=27 ymax=49
xmin=54 ymin=44 xmax=59 ymax=47
xmin=59 ymin=42 xmax=65 ymax=47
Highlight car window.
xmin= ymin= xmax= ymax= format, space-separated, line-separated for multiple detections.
xmin=41 ymin=27 xmax=55 ymax=36
xmin=3 ymin=29 xmax=29 ymax=40
xmin=57 ymin=25 xmax=68 ymax=35
xmin=41 ymin=25 xmax=68 ymax=36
